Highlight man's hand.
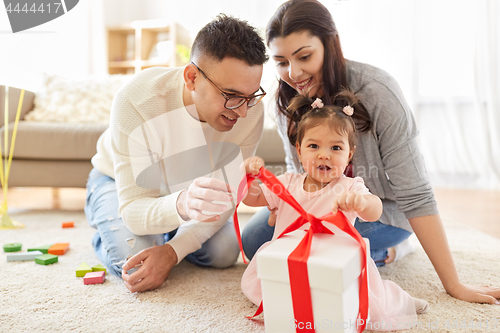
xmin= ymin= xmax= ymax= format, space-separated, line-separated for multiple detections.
xmin=122 ymin=243 xmax=178 ymax=293
xmin=176 ymin=177 xmax=234 ymax=222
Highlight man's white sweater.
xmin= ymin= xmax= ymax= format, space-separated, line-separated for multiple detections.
xmin=91 ymin=66 xmax=264 ymax=263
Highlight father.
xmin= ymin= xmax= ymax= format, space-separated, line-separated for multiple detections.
xmin=85 ymin=15 xmax=268 ymax=293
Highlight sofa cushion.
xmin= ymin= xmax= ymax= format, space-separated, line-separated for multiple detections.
xmin=0 ymin=85 xmax=35 ymax=123
xmin=0 ymin=121 xmax=107 ymax=160
xmin=7 ymin=159 xmax=93 ymax=188
xmin=255 ymin=127 xmax=286 ymax=164
xmin=24 ymin=73 xmax=130 ymax=124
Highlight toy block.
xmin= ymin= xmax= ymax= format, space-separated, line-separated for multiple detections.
xmin=62 ymin=221 xmax=74 ymax=228
xmin=76 ymin=262 xmax=93 ymax=277
xmin=91 ymin=264 xmax=106 ymax=274
xmin=48 ymin=243 xmax=70 ymax=255
xmin=3 ymin=243 xmax=22 ymax=252
xmin=7 ymin=251 xmax=43 ymax=262
xmin=83 ymin=271 xmax=105 ymax=285
xmin=35 ymin=254 xmax=58 ymax=265
xmin=27 ymin=245 xmax=53 ymax=254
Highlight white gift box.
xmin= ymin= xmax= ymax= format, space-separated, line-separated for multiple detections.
xmin=257 ymin=228 xmax=369 ymax=333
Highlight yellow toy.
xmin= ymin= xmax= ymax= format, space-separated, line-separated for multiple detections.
xmin=0 ymin=86 xmax=25 ymax=230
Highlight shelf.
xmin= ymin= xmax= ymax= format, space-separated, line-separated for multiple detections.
xmin=107 ymin=20 xmax=191 ymax=75
xmin=108 ymin=61 xmax=136 ymax=68
xmin=142 ymin=59 xmax=169 ymax=66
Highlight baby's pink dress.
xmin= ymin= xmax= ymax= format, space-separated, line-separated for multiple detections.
xmin=241 ymin=173 xmax=417 ymax=330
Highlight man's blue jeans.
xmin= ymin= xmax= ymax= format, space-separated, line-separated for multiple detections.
xmin=241 ymin=207 xmax=412 ymax=267
xmin=84 ymin=168 xmax=240 ymax=277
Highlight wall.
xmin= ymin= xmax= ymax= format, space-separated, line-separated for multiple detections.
xmin=0 ymin=1 xmax=95 ymax=91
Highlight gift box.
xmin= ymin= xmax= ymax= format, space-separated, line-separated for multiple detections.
xmin=257 ymin=229 xmax=369 ymax=333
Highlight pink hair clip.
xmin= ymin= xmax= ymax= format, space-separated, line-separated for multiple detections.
xmin=343 ymin=105 xmax=354 ymax=116
xmin=311 ymin=98 xmax=324 ymax=109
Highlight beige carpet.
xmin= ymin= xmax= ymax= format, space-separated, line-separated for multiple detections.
xmin=1 ymin=210 xmax=499 ymax=332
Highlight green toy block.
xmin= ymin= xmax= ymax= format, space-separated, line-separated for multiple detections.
xmin=35 ymin=254 xmax=58 ymax=265
xmin=76 ymin=262 xmax=93 ymax=277
xmin=91 ymin=264 xmax=106 ymax=274
xmin=28 ymin=244 xmax=53 ymax=254
xmin=3 ymin=243 xmax=22 ymax=252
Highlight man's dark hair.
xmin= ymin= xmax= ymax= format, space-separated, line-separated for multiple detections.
xmin=191 ymin=14 xmax=268 ymax=66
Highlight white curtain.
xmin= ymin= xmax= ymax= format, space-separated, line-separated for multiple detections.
xmin=87 ymin=0 xmax=107 ymax=75
xmin=474 ymin=0 xmax=500 ymax=188
xmin=415 ymin=0 xmax=500 ymax=190
xmin=324 ymin=0 xmax=500 ymax=190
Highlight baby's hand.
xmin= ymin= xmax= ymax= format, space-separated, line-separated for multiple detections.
xmin=267 ymin=207 xmax=278 ymax=227
xmin=244 ymin=156 xmax=265 ymax=176
xmin=332 ymin=191 xmax=368 ymax=215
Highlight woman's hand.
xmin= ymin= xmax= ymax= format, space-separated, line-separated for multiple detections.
xmin=447 ymin=283 xmax=500 ymax=305
xmin=244 ymin=156 xmax=265 ymax=176
xmin=410 ymin=215 xmax=500 ymax=305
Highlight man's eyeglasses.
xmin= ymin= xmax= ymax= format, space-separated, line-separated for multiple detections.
xmin=190 ymin=61 xmax=266 ymax=110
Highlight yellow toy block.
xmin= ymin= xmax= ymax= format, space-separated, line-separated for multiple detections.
xmin=91 ymin=264 xmax=106 ymax=274
xmin=76 ymin=262 xmax=93 ymax=277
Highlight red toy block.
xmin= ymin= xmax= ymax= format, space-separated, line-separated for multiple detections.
xmin=48 ymin=243 xmax=70 ymax=255
xmin=62 ymin=221 xmax=74 ymax=228
xmin=83 ymin=271 xmax=105 ymax=285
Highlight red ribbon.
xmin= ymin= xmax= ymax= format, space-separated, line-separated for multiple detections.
xmin=233 ymin=167 xmax=368 ymax=333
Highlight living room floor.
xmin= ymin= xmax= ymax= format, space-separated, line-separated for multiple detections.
xmin=3 ymin=187 xmax=500 ymax=240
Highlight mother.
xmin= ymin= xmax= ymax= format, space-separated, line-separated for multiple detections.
xmin=242 ymin=0 xmax=500 ymax=304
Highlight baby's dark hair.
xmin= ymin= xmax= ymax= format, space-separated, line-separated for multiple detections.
xmin=288 ymin=89 xmax=365 ymax=150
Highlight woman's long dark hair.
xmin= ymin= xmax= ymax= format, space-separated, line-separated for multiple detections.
xmin=267 ymin=0 xmax=371 ymax=140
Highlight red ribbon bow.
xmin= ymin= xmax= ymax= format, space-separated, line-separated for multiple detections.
xmin=233 ymin=167 xmax=368 ymax=333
